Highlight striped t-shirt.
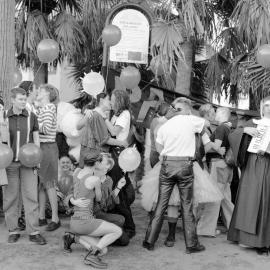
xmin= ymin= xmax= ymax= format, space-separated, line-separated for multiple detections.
xmin=37 ymin=103 xmax=57 ymax=143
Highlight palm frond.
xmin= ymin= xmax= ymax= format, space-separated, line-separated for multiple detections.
xmin=18 ymin=10 xmax=52 ymax=66
xmin=213 ymin=27 xmax=246 ymax=58
xmin=53 ymin=12 xmax=86 ymax=62
xmin=56 ymin=0 xmax=81 ymax=14
xmin=205 ymin=53 xmax=230 ymax=101
xmin=151 ymin=20 xmax=186 ymax=72
xmin=231 ymin=0 xmax=270 ymax=49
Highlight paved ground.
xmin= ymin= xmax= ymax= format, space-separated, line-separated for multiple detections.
xmin=0 ymin=196 xmax=270 ymax=270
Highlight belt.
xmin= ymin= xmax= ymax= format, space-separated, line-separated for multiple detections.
xmin=163 ymin=156 xmax=195 ymax=161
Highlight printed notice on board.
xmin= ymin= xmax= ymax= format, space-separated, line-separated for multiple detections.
xmin=110 ymin=9 xmax=150 ymax=64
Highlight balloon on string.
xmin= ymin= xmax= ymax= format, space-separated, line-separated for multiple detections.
xmin=13 ymin=68 xmax=22 ymax=86
xmin=18 ymin=143 xmax=43 ymax=167
xmin=129 ymin=86 xmax=142 ymax=103
xmin=60 ymin=110 xmax=83 ymax=139
xmin=37 ymin=39 xmax=59 ymax=63
xmin=84 ymin=175 xmax=100 ymax=190
xmin=256 ymin=44 xmax=270 ymax=68
xmin=69 ymin=144 xmax=81 ymax=163
xmin=118 ymin=147 xmax=141 ymax=172
xmin=0 ymin=144 xmax=13 ymax=169
xmin=120 ymin=66 xmax=141 ymax=90
xmin=81 ymin=72 xmax=105 ymax=98
xmin=102 ymin=24 xmax=122 ymax=47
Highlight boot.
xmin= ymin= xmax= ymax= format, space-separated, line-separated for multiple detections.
xmin=164 ymin=222 xmax=177 ymax=247
xmin=63 ymin=232 xmax=75 ymax=253
xmin=84 ymin=247 xmax=108 ymax=269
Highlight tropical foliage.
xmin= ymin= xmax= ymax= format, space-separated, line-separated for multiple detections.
xmin=14 ymin=0 xmax=270 ymax=110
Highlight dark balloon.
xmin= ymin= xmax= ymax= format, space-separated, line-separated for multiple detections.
xmin=0 ymin=144 xmax=13 ymax=169
xmin=120 ymin=66 xmax=141 ymax=90
xmin=18 ymin=143 xmax=43 ymax=167
xmin=102 ymin=25 xmax=122 ymax=47
xmin=37 ymin=39 xmax=59 ymax=63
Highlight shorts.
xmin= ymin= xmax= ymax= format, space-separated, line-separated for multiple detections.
xmin=70 ymin=215 xmax=103 ymax=235
xmin=39 ymin=142 xmax=58 ymax=189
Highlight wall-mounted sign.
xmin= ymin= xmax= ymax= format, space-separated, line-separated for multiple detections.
xmin=110 ymin=9 xmax=150 ymax=64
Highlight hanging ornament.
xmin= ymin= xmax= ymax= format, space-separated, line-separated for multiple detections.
xmin=81 ymin=71 xmax=105 ymax=98
xmin=102 ymin=25 xmax=122 ymax=47
xmin=256 ymin=44 xmax=270 ymax=68
xmin=129 ymin=86 xmax=142 ymax=103
xmin=13 ymin=68 xmax=22 ymax=86
xmin=120 ymin=66 xmax=141 ymax=90
xmin=37 ymin=39 xmax=60 ymax=63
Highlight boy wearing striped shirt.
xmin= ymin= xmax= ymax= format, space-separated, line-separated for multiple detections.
xmin=36 ymin=84 xmax=61 ymax=231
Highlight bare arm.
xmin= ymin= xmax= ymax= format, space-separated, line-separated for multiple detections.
xmin=106 ymin=137 xmax=128 ymax=148
xmin=105 ymin=119 xmax=122 ymax=137
xmin=33 ymin=131 xmax=40 ymax=147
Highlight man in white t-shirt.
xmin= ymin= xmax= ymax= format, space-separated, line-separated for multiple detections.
xmin=143 ymin=97 xmax=206 ymax=254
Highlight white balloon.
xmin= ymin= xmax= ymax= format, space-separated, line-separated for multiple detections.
xmin=69 ymin=145 xmax=81 ymax=163
xmin=82 ymin=72 xmax=105 ymax=98
xmin=57 ymin=102 xmax=77 ymax=132
xmin=84 ymin=176 xmax=100 ymax=190
xmin=60 ymin=110 xmax=83 ymax=138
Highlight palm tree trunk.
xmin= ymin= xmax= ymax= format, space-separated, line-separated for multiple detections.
xmin=175 ymin=41 xmax=194 ymax=96
xmin=0 ymin=0 xmax=15 ymax=108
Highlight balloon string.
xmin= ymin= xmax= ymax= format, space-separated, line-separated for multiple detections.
xmin=105 ymin=56 xmax=110 ymax=93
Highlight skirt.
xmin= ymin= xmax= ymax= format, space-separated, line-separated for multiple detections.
xmin=39 ymin=142 xmax=58 ymax=189
xmin=228 ymin=153 xmax=270 ymax=248
xmin=140 ymin=161 xmax=223 ymax=212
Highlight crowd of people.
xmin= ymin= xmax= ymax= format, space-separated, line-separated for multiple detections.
xmin=0 ymin=82 xmax=270 ymax=268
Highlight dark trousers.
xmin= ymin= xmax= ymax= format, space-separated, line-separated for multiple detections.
xmin=144 ymin=159 xmax=199 ymax=248
xmin=109 ymin=146 xmax=136 ymax=234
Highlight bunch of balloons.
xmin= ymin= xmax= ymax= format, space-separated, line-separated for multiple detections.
xmin=57 ymin=101 xmax=83 ymax=163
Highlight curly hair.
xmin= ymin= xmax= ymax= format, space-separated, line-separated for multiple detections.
xmin=39 ymin=84 xmax=59 ymax=104
xmin=111 ymin=89 xmax=130 ymax=116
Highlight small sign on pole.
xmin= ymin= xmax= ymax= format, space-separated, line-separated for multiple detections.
xmin=109 ymin=9 xmax=150 ymax=64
